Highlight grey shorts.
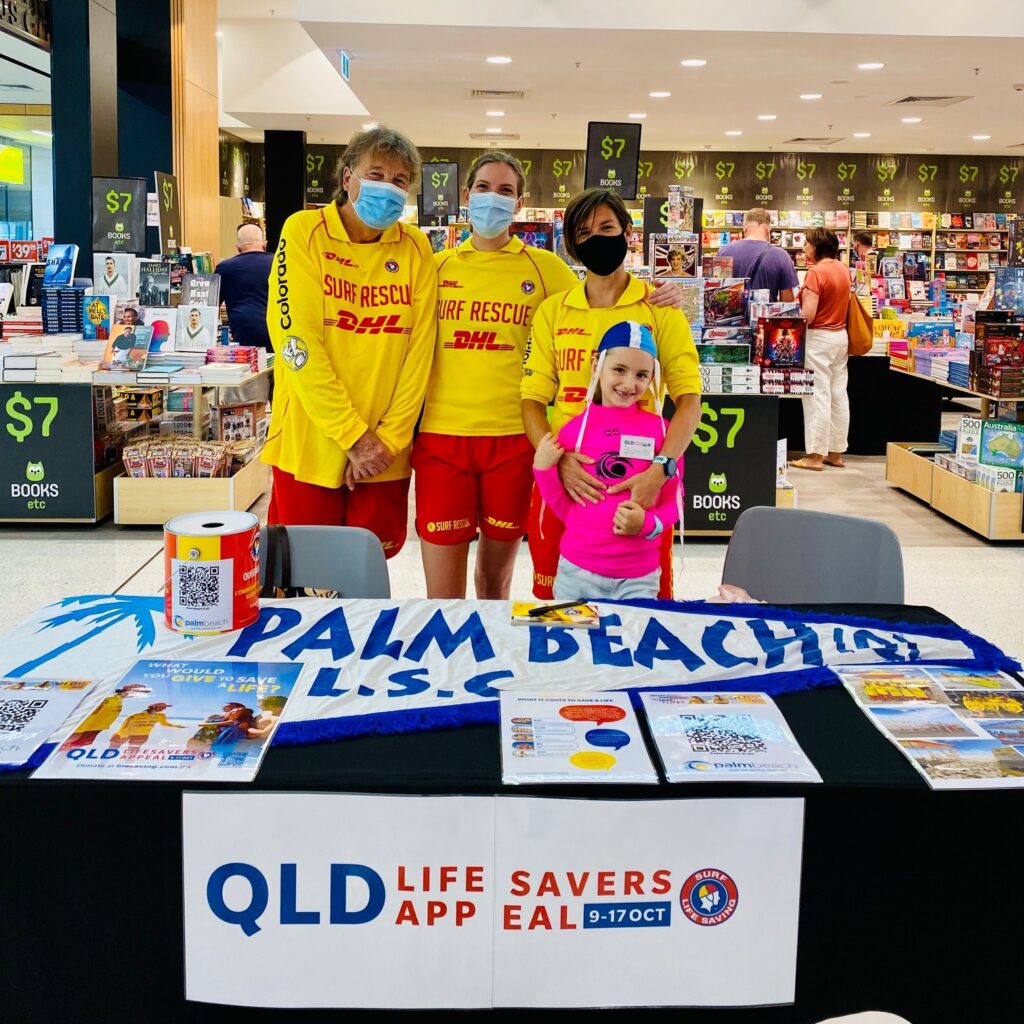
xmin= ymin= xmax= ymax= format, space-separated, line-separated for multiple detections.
xmin=553 ymin=556 xmax=660 ymax=602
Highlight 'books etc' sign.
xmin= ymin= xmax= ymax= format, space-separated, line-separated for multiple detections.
xmin=91 ymin=176 xmax=148 ymax=254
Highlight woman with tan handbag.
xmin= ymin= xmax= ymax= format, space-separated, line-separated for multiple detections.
xmin=791 ymin=227 xmax=853 ymax=471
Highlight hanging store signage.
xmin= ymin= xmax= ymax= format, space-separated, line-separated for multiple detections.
xmin=584 ymin=122 xmax=642 ymax=199
xmin=91 ymin=176 xmax=148 ymax=254
xmin=420 ymin=162 xmax=460 ymax=219
xmin=154 ymin=171 xmax=181 ymax=252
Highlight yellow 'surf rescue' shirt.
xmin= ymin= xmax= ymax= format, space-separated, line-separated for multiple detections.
xmin=521 ymin=275 xmax=702 ymax=435
xmin=421 ymin=236 xmax=579 ymax=436
xmin=262 ymin=202 xmax=438 ymax=488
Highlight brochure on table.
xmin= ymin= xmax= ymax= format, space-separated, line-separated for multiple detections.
xmin=639 ymin=691 xmax=822 ymax=783
xmin=839 ymin=665 xmax=1024 ymax=790
xmin=0 ymin=678 xmax=93 ymax=769
xmin=499 ymin=691 xmax=657 ymax=785
xmin=33 ymin=659 xmax=304 ymax=782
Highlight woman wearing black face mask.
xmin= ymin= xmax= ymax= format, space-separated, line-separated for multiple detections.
xmin=521 ymin=188 xmax=702 ymax=600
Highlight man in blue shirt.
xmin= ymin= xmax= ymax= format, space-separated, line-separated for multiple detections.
xmin=717 ymin=208 xmax=798 ymax=301
xmin=214 ymin=223 xmax=273 ymax=349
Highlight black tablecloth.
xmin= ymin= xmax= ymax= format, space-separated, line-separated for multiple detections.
xmin=1 ymin=603 xmax=1016 ymax=1023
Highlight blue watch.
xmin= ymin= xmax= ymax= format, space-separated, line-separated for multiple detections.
xmin=653 ymin=455 xmax=677 ymax=478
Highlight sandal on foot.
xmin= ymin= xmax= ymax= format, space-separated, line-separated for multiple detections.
xmin=789 ymin=458 xmax=824 ymax=471
xmin=823 ymin=457 xmax=846 ymax=468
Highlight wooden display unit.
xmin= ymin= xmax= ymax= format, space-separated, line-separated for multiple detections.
xmin=113 ymin=456 xmax=268 ymax=525
xmin=886 ymin=442 xmax=1024 ymax=541
xmin=885 ymin=442 xmax=934 ymax=503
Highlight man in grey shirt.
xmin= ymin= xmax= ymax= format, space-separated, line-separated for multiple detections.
xmin=717 ymin=207 xmax=798 ymax=301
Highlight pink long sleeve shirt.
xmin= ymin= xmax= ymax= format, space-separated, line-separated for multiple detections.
xmin=533 ymin=403 xmax=682 ymax=580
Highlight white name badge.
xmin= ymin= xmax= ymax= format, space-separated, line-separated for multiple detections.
xmin=620 ymin=434 xmax=655 ymax=460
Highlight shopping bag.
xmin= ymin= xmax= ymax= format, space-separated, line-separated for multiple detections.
xmin=847 ymin=293 xmax=874 ymax=356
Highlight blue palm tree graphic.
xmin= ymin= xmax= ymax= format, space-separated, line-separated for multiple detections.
xmin=7 ymin=595 xmax=168 ymax=678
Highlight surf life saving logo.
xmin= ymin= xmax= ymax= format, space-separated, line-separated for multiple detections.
xmin=282 ymin=336 xmax=309 ymax=370
xmin=521 ymin=280 xmax=536 ymax=294
xmin=385 ymin=259 xmax=399 ymax=273
xmin=679 ymin=868 xmax=738 ymax=926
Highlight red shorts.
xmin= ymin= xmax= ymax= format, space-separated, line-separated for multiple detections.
xmin=268 ymin=467 xmax=410 ymax=559
xmin=527 ymin=484 xmax=675 ymax=600
xmin=412 ymin=432 xmax=534 ymax=545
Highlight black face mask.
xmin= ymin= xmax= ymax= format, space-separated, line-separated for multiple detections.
xmin=575 ymin=232 xmax=628 ymax=276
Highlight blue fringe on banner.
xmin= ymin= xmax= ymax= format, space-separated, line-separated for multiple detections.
xmin=273 ymin=602 xmax=1021 ymax=748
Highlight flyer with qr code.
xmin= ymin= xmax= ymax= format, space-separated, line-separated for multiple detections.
xmin=33 ymin=659 xmax=304 ymax=782
xmin=0 ymin=678 xmax=93 ymax=770
xmin=638 ymin=692 xmax=822 ymax=784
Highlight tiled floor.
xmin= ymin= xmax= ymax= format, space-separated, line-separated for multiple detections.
xmin=1 ymin=454 xmax=1022 ymax=663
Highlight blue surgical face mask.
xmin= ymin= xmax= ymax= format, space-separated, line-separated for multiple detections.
xmin=468 ymin=191 xmax=518 ymax=239
xmin=349 ymin=173 xmax=408 ymax=230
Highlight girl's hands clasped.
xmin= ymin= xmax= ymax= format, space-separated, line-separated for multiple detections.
xmin=613 ymin=500 xmax=646 ymax=536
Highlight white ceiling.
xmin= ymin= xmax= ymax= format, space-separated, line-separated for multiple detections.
xmin=218 ymin=5 xmax=1024 ymax=155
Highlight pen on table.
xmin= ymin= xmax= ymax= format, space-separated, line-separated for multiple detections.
xmin=527 ymin=601 xmax=587 ymax=617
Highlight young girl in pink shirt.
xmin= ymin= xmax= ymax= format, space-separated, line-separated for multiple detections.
xmin=533 ymin=321 xmax=681 ymax=600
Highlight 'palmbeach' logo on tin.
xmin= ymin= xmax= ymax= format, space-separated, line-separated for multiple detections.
xmin=680 ymin=868 xmax=738 ymax=926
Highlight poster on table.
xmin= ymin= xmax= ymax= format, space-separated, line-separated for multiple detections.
xmin=499 ymin=691 xmax=657 ymax=785
xmin=0 ymin=596 xmax=1015 ymax=745
xmin=182 ymin=792 xmax=803 ymax=1008
xmin=0 ymin=678 xmax=93 ymax=769
xmin=91 ymin=176 xmax=148 ymax=254
xmin=33 ymin=659 xmax=303 ymax=782
xmin=841 ymin=664 xmax=1024 ymax=789
xmin=639 ymin=691 xmax=821 ymax=783
xmin=184 ymin=792 xmax=497 ymax=1008
xmin=490 ymin=796 xmax=803 ymax=1007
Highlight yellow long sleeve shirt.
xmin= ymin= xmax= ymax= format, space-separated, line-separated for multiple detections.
xmin=262 ymin=202 xmax=439 ymax=488
xmin=521 ymin=275 xmax=701 ymax=434
xmin=422 ymin=236 xmax=579 ymax=436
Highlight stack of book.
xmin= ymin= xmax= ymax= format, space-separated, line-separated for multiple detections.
xmin=969 ymin=318 xmax=1024 ymax=396
xmin=92 ymin=367 xmax=139 ymax=385
xmin=59 ymin=359 xmax=100 ymax=383
xmin=197 ymin=363 xmax=250 ymax=385
xmin=205 ymin=345 xmax=261 ymax=373
xmin=73 ymin=338 xmax=107 ymax=363
xmin=888 ymin=339 xmax=911 ymax=370
xmin=1 ymin=310 xmax=43 ymax=340
xmin=760 ymin=367 xmax=815 ymax=395
xmin=948 ymin=360 xmax=971 ymax=389
xmin=34 ymin=351 xmax=77 ymax=383
xmin=41 ymin=286 xmax=86 ymax=334
xmin=1 ymin=348 xmax=69 ymax=383
xmin=136 ymin=363 xmax=185 ymax=385
xmin=146 ymin=350 xmax=205 ymax=369
xmin=700 ymin=364 xmax=759 ymax=395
